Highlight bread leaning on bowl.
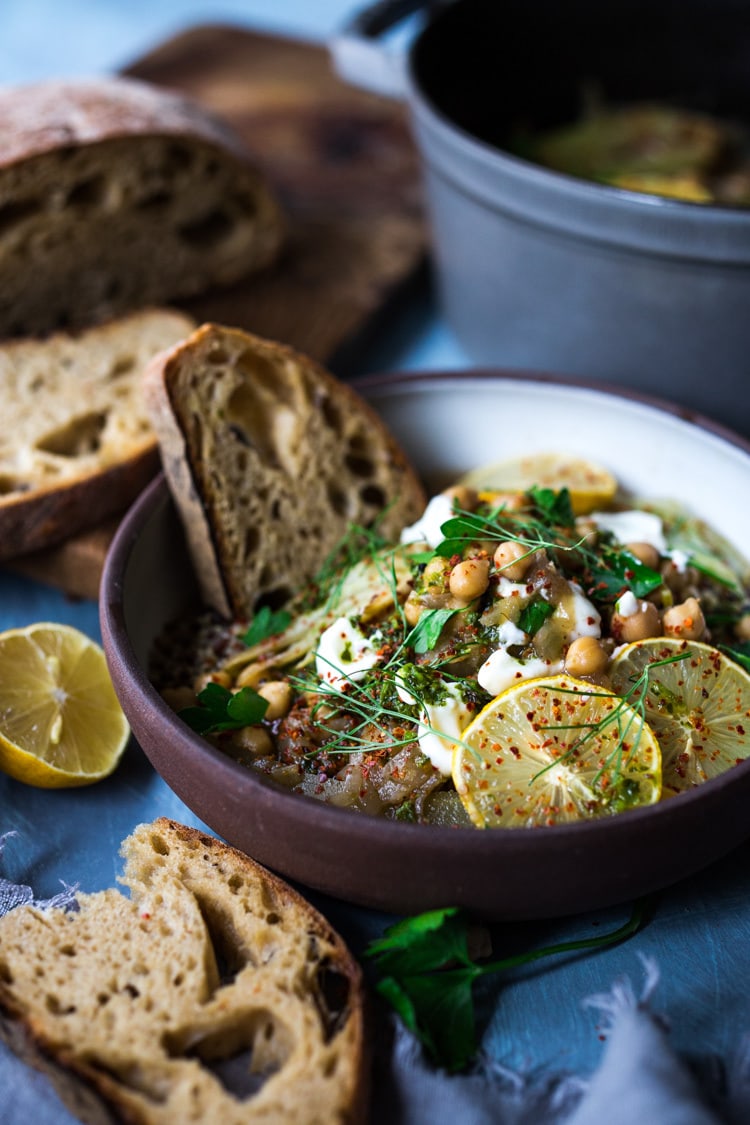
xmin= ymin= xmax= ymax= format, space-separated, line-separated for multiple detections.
xmin=0 ymin=77 xmax=284 ymax=338
xmin=0 ymin=818 xmax=367 ymax=1125
xmin=0 ymin=308 xmax=196 ymax=561
xmin=143 ymin=323 xmax=426 ymax=620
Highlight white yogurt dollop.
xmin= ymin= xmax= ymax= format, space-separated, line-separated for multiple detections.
xmin=396 ymin=674 xmax=473 ymax=776
xmin=315 ymin=617 xmax=382 ymax=691
xmin=478 ymin=649 xmax=563 ymax=697
xmin=400 ymin=494 xmax=454 ymax=549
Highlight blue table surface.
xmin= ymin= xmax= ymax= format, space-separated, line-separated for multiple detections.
xmin=1 ymin=3 xmax=750 ymax=1122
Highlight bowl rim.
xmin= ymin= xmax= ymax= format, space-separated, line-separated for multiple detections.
xmin=100 ymin=366 xmax=750 ymax=856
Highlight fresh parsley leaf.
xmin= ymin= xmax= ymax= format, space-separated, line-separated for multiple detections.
xmin=242 ymin=606 xmax=292 ymax=647
xmin=433 ymin=513 xmax=496 ymax=558
xmin=587 ymin=548 xmax=662 ymax=602
xmin=179 ymin=681 xmax=268 ymax=734
xmin=518 ymin=599 xmax=554 ymax=635
xmin=378 ymin=969 xmax=479 ymax=1073
xmin=410 ymin=550 xmax=436 ymax=566
xmin=365 ymin=899 xmax=650 ymax=1072
xmin=407 ymin=608 xmax=460 ymax=654
xmin=528 ymin=485 xmax=575 ymax=528
xmin=367 ymin=907 xmax=469 ymax=976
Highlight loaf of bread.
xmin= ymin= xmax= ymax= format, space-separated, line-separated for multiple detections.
xmin=0 ymin=309 xmax=195 ymax=560
xmin=0 ymin=77 xmax=284 ymax=338
xmin=0 ymin=818 xmax=367 ymax=1124
xmin=143 ymin=323 xmax=426 ymax=619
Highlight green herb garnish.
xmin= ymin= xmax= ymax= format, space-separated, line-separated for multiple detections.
xmin=242 ymin=606 xmax=292 ymax=647
xmin=179 ymin=681 xmax=268 ymax=734
xmin=366 ymin=899 xmax=650 ymax=1071
xmin=407 ymin=607 xmax=461 ymax=654
xmin=585 ymin=548 xmax=662 ymax=602
xmin=311 ymin=519 xmax=392 ymax=609
xmin=528 ymin=484 xmax=575 ymax=528
xmin=433 ymin=512 xmax=503 ymax=559
xmin=517 ymin=599 xmax=554 ymax=635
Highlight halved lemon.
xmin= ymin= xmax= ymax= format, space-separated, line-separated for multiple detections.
xmin=0 ymin=623 xmax=130 ymax=788
xmin=458 ymin=452 xmax=617 ymax=515
xmin=452 ymin=674 xmax=661 ymax=828
xmin=609 ymin=638 xmax=750 ymax=791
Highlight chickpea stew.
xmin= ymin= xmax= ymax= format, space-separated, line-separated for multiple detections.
xmin=151 ymin=460 xmax=750 ymax=828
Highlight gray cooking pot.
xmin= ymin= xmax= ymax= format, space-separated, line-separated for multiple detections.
xmin=333 ymin=0 xmax=750 ymax=434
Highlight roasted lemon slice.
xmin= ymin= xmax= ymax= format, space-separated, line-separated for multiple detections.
xmin=609 ymin=638 xmax=750 ymax=792
xmin=458 ymin=452 xmax=617 ymax=515
xmin=452 ymin=674 xmax=661 ymax=828
xmin=0 ymin=623 xmax=130 ymax=788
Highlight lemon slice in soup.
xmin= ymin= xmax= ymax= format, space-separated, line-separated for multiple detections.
xmin=609 ymin=638 xmax=750 ymax=792
xmin=452 ymin=674 xmax=661 ymax=828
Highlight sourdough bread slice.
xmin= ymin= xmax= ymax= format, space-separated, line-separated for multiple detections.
xmin=0 ymin=309 xmax=195 ymax=560
xmin=0 ymin=77 xmax=283 ymax=337
xmin=143 ymin=323 xmax=425 ymax=619
xmin=0 ymin=818 xmax=367 ymax=1125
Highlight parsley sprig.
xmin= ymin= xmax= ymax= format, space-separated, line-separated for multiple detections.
xmin=242 ymin=605 xmax=292 ymax=647
xmin=366 ymin=899 xmax=650 ymax=1071
xmin=179 ymin=681 xmax=268 ymax=735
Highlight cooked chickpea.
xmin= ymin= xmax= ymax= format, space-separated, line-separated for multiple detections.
xmin=442 ymin=485 xmax=478 ymax=512
xmin=735 ymin=613 xmax=750 ymax=641
xmin=258 ymin=680 xmax=293 ymax=720
xmin=160 ymin=685 xmax=197 ymax=711
xmin=493 ymin=540 xmax=532 ymax=581
xmin=449 ymin=557 xmax=490 ymax=601
xmin=611 ymin=601 xmax=662 ymax=643
xmin=625 ymin=541 xmax=661 ymax=570
xmin=564 ymin=636 xmax=610 ymax=677
xmin=231 ymin=725 xmax=273 ymax=757
xmin=193 ymin=669 xmax=231 ymax=694
xmin=662 ymin=597 xmax=706 ymax=640
xmin=404 ymin=594 xmax=425 ymax=626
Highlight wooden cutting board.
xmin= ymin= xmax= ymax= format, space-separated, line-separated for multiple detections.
xmin=9 ymin=24 xmax=428 ymax=599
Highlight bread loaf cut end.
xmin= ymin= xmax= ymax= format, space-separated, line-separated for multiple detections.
xmin=0 ymin=78 xmax=284 ymax=337
xmin=0 ymin=308 xmax=196 ymax=561
xmin=144 ymin=324 xmax=426 ymax=619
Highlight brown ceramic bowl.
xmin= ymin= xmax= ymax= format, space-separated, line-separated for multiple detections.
xmin=100 ymin=370 xmax=750 ymax=920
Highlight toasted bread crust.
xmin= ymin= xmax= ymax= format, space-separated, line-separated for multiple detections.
xmin=0 ymin=818 xmax=368 ymax=1124
xmin=0 ymin=77 xmax=250 ymax=167
xmin=144 ymin=323 xmax=425 ymax=619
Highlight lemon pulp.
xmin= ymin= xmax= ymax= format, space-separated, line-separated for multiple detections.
xmin=609 ymin=638 xmax=750 ymax=792
xmin=0 ymin=623 xmax=130 ymax=788
xmin=453 ymin=674 xmax=661 ymax=828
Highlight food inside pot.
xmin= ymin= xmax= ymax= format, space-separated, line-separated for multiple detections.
xmin=151 ymin=454 xmax=750 ymax=828
xmin=515 ymin=104 xmax=750 ymax=204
